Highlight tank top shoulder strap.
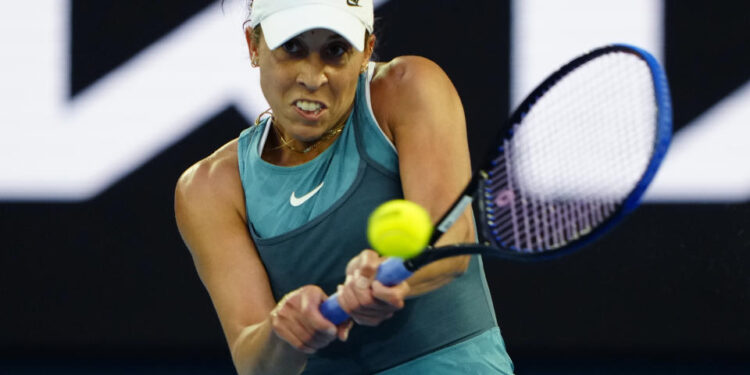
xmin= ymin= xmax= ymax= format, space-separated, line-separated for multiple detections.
xmin=353 ymin=62 xmax=400 ymax=177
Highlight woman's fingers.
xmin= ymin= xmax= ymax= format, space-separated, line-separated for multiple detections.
xmin=371 ymin=280 xmax=409 ymax=310
xmin=337 ymin=270 xmax=407 ymax=326
xmin=337 ymin=320 xmax=354 ymax=342
xmin=270 ymin=285 xmax=339 ymax=353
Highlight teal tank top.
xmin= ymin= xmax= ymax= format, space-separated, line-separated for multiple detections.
xmin=237 ymin=64 xmax=500 ymax=374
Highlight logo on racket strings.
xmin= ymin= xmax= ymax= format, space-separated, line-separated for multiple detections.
xmin=495 ymin=189 xmax=515 ymax=206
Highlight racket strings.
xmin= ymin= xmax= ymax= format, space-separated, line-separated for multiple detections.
xmin=484 ymin=51 xmax=657 ymax=252
xmin=486 ymin=151 xmax=618 ymax=251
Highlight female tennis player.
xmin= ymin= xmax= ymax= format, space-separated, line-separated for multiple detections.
xmin=174 ymin=0 xmax=513 ymax=373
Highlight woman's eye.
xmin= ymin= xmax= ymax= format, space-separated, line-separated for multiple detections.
xmin=325 ymin=43 xmax=350 ymax=59
xmin=281 ymin=40 xmax=303 ymax=55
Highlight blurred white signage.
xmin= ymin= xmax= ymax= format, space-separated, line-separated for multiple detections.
xmin=0 ymin=1 xmax=266 ymax=200
xmin=0 ymin=0 xmax=747 ymax=202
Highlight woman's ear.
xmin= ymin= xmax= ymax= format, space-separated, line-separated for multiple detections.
xmin=364 ymin=33 xmax=376 ymax=62
xmin=245 ymin=27 xmax=259 ymax=65
xmin=361 ymin=33 xmax=376 ymax=72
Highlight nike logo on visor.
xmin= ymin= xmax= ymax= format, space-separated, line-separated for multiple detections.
xmin=290 ymin=182 xmax=324 ymax=207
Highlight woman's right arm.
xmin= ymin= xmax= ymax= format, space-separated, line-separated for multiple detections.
xmin=174 ymin=141 xmax=342 ymax=375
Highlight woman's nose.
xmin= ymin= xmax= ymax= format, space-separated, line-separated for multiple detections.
xmin=296 ymin=56 xmax=329 ymax=91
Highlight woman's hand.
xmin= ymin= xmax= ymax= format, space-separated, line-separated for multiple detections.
xmin=270 ymin=285 xmax=353 ymax=354
xmin=336 ymin=249 xmax=410 ymax=326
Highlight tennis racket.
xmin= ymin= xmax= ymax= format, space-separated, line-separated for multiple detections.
xmin=320 ymin=44 xmax=672 ymax=324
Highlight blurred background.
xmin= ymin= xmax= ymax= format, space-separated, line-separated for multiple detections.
xmin=1 ymin=0 xmax=748 ymax=373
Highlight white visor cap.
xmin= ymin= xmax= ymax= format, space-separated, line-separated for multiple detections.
xmin=248 ymin=0 xmax=374 ymax=51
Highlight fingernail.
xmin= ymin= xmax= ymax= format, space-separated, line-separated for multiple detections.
xmin=355 ymin=275 xmax=369 ymax=289
xmin=342 ymin=329 xmax=350 ymax=342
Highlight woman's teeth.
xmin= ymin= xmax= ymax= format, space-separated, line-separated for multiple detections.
xmin=296 ymin=100 xmax=322 ymax=112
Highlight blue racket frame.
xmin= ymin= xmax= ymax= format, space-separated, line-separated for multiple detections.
xmin=473 ymin=44 xmax=672 ymax=261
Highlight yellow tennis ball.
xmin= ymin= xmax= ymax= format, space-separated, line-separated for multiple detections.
xmin=367 ymin=199 xmax=433 ymax=259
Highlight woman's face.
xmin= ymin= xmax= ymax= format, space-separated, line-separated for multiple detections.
xmin=248 ymin=28 xmax=373 ymax=142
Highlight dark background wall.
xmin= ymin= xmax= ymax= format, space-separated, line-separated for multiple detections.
xmin=1 ymin=0 xmax=748 ymax=373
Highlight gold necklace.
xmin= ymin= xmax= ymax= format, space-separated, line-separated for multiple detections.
xmin=272 ymin=120 xmax=346 ymax=154
xmin=255 ymin=108 xmax=348 ymax=154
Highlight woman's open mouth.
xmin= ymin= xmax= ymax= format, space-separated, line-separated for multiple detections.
xmin=294 ymin=100 xmax=326 ymax=121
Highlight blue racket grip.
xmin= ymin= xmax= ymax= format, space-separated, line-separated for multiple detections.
xmin=375 ymin=257 xmax=414 ymax=286
xmin=319 ymin=257 xmax=414 ymax=324
xmin=318 ymin=293 xmax=349 ymax=325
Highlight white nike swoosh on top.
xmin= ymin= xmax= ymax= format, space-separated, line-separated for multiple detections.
xmin=290 ymin=182 xmax=325 ymax=207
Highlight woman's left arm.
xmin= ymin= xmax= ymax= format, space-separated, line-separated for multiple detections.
xmin=371 ymin=55 xmax=476 ymax=296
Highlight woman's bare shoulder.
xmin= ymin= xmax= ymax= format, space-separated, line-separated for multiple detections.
xmin=370 ymin=56 xmax=459 ymax=137
xmin=175 ymin=138 xmax=245 ymax=221
xmin=372 ymin=56 xmax=445 ymax=84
